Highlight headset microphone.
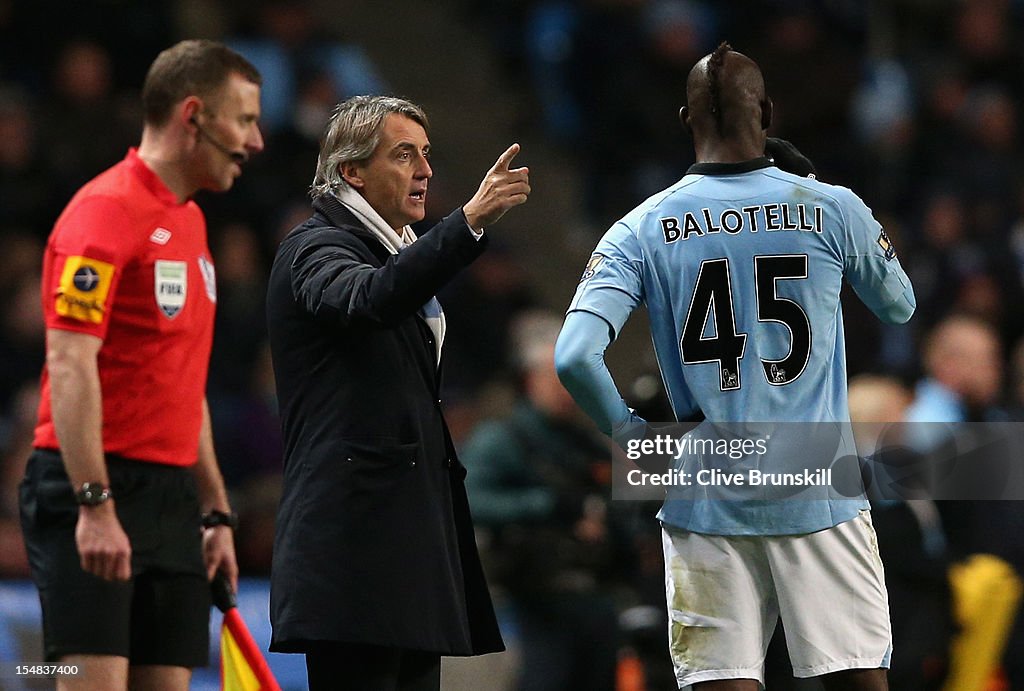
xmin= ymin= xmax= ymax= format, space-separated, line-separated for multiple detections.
xmin=190 ymin=117 xmax=247 ymax=164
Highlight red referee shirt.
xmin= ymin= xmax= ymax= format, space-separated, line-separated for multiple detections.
xmin=34 ymin=149 xmax=217 ymax=466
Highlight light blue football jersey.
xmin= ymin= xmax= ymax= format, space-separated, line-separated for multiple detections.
xmin=566 ymin=158 xmax=915 ymax=535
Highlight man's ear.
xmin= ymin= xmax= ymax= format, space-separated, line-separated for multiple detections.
xmin=181 ymin=96 xmax=203 ymax=131
xmin=340 ymin=162 xmax=363 ymax=189
xmin=761 ymin=97 xmax=773 ymax=131
xmin=679 ymin=105 xmax=693 ymax=137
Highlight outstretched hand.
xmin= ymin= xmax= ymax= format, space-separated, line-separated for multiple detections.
xmin=463 ymin=143 xmax=531 ymax=230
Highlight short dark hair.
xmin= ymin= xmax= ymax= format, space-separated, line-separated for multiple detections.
xmin=707 ymin=41 xmax=731 ymax=135
xmin=141 ymin=40 xmax=261 ymax=127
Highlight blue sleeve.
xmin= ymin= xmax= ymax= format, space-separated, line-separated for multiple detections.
xmin=840 ymin=189 xmax=916 ymax=324
xmin=565 ymin=223 xmax=644 ymax=338
xmin=557 ymin=223 xmax=648 ymax=448
xmin=554 ymin=310 xmax=646 ymax=449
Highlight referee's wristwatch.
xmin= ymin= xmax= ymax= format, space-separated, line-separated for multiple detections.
xmin=75 ymin=482 xmax=112 ymax=506
xmin=201 ymin=509 xmax=239 ymax=530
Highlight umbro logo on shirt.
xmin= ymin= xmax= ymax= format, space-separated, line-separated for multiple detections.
xmin=150 ymin=227 xmax=172 ymax=245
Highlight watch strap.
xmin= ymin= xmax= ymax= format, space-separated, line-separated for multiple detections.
xmin=201 ymin=510 xmax=239 ymax=530
xmin=75 ymin=482 xmax=112 ymax=506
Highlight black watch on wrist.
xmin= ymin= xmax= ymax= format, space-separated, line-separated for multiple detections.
xmin=75 ymin=482 xmax=111 ymax=506
xmin=201 ymin=509 xmax=238 ymax=530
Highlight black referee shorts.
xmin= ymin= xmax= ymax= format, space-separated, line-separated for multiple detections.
xmin=19 ymin=449 xmax=211 ymax=667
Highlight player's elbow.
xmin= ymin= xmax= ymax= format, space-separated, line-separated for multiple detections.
xmin=888 ymin=304 xmax=915 ymax=325
xmin=554 ymin=329 xmax=589 ymax=391
xmin=877 ymin=306 xmax=913 ymax=325
xmin=880 ymin=290 xmax=916 ymax=325
xmin=555 ymin=310 xmax=614 ymax=396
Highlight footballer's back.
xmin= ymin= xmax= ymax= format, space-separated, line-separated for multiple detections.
xmin=625 ymin=161 xmax=914 ymax=424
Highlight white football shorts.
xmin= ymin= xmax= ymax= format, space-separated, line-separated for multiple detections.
xmin=662 ymin=510 xmax=892 ymax=688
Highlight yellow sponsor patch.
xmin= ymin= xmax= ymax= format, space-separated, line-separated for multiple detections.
xmin=55 ymin=256 xmax=115 ymax=324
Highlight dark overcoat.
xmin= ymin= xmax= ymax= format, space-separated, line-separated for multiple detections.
xmin=266 ymin=195 xmax=503 ymax=656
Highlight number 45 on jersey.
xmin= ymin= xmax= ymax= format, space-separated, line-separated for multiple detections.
xmin=681 ymin=255 xmax=811 ymax=391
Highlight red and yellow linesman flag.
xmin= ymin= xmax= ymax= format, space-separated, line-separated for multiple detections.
xmin=212 ymin=574 xmax=281 ymax=691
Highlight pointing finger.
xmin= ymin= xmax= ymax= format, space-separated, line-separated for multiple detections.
xmin=492 ymin=143 xmax=520 ymax=172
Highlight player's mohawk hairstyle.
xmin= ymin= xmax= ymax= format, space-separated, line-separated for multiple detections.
xmin=707 ymin=41 xmax=732 ymax=135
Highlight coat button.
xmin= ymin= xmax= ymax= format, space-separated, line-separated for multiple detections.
xmin=410 ymin=459 xmax=417 ymax=467
xmin=447 ymin=458 xmax=453 ymax=468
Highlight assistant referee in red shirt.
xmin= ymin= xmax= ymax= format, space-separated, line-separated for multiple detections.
xmin=19 ymin=40 xmax=263 ymax=691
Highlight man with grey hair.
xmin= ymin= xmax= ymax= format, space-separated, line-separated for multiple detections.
xmin=266 ymin=95 xmax=530 ymax=690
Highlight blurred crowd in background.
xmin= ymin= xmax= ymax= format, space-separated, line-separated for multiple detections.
xmin=0 ymin=0 xmax=1023 ymax=688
